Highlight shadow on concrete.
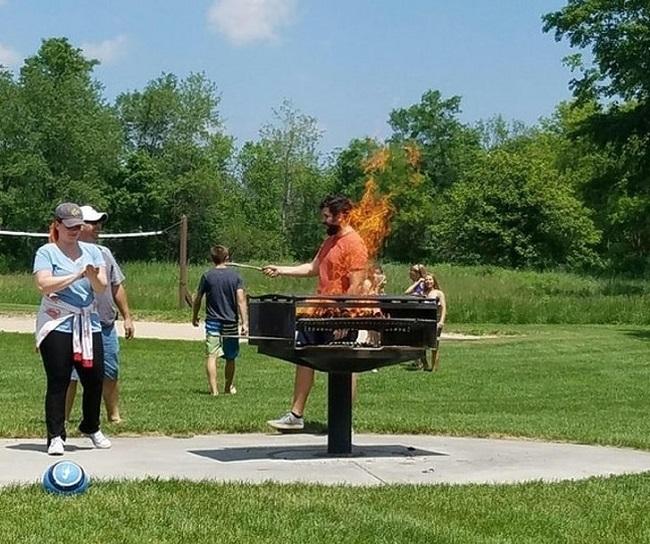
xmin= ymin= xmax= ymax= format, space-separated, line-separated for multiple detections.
xmin=6 ymin=442 xmax=94 ymax=454
xmin=189 ymin=444 xmax=446 ymax=462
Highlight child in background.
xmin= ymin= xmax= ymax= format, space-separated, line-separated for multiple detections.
xmin=404 ymin=264 xmax=427 ymax=296
xmin=191 ymin=245 xmax=248 ymax=395
xmin=420 ymin=273 xmax=447 ymax=371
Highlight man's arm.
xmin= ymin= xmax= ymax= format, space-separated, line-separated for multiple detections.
xmin=262 ymin=258 xmax=318 ymax=278
xmin=437 ymin=291 xmax=447 ymax=326
xmin=346 ymin=269 xmax=367 ymax=295
xmin=236 ymin=288 xmax=248 ymax=335
xmin=405 ymin=279 xmax=424 ymax=295
xmin=191 ymin=292 xmax=203 ymax=327
xmin=112 ymin=283 xmax=134 ymax=339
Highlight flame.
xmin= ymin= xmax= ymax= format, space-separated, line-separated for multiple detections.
xmin=296 ymin=303 xmax=385 ymax=319
xmin=349 ymin=177 xmax=393 ymax=262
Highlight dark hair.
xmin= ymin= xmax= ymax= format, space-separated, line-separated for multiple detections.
xmin=319 ymin=194 xmax=353 ymax=216
xmin=210 ymin=245 xmax=229 ymax=265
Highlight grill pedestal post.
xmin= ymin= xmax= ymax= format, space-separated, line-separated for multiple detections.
xmin=327 ymin=372 xmax=353 ymax=454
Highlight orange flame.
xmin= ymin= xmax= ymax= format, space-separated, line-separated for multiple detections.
xmin=349 ymin=176 xmax=393 ymax=262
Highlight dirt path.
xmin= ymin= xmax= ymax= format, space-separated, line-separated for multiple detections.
xmin=0 ymin=315 xmax=503 ymax=341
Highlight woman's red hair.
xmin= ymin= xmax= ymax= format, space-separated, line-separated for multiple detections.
xmin=48 ymin=221 xmax=59 ymax=243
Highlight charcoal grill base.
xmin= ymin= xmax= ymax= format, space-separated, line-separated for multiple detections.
xmin=255 ymin=341 xmax=426 ymax=373
xmin=256 ymin=340 xmax=427 ymax=455
xmin=328 ymin=373 xmax=352 ymax=455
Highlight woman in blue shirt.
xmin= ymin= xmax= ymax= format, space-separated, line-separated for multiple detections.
xmin=34 ymin=203 xmax=111 ymax=455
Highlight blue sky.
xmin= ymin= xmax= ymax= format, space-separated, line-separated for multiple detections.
xmin=0 ymin=0 xmax=574 ymax=153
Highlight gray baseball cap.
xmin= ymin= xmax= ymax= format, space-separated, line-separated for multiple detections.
xmin=54 ymin=202 xmax=85 ymax=228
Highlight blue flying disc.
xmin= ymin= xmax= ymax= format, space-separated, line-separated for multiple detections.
xmin=42 ymin=460 xmax=90 ymax=495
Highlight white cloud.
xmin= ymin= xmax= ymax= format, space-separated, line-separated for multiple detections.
xmin=0 ymin=43 xmax=20 ymax=67
xmin=207 ymin=0 xmax=297 ymax=46
xmin=81 ymin=35 xmax=128 ymax=64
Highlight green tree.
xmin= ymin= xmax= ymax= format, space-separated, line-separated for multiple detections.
xmin=432 ymin=138 xmax=601 ymax=270
xmin=238 ymin=101 xmax=331 ymax=260
xmin=544 ymin=1 xmax=650 ymax=272
xmin=113 ymin=73 xmax=237 ymax=262
xmin=0 ymin=38 xmax=122 ymax=269
xmin=388 ymin=90 xmax=481 ymax=191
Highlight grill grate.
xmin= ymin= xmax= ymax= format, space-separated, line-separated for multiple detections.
xmin=297 ymin=317 xmax=433 ymax=333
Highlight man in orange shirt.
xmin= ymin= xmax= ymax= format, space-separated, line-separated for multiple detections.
xmin=263 ymin=194 xmax=368 ymax=430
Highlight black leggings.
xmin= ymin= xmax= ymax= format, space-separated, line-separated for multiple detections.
xmin=39 ymin=330 xmax=104 ymax=442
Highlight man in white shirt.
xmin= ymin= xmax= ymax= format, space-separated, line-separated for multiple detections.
xmin=65 ymin=206 xmax=134 ymax=423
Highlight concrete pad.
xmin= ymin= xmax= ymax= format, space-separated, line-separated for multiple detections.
xmin=2 ymin=434 xmax=650 ymax=488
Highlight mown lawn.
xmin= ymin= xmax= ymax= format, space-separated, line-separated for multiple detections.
xmin=1 ymin=325 xmax=649 ymax=543
xmin=2 ymin=325 xmax=649 ymax=448
xmin=1 ymin=475 xmax=649 ymax=543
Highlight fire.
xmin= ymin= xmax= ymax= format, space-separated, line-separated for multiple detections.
xmin=348 ymin=146 xmax=395 ymax=262
xmin=296 ymin=302 xmax=384 ymax=319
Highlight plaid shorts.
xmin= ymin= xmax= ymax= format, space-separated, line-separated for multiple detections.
xmin=205 ymin=320 xmax=240 ymax=360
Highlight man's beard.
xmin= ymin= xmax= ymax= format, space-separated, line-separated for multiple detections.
xmin=325 ymin=224 xmax=341 ymax=236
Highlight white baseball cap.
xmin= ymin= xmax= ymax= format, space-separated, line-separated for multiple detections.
xmin=80 ymin=205 xmax=108 ymax=223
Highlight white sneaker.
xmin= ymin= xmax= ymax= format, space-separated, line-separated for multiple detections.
xmin=47 ymin=436 xmax=65 ymax=456
xmin=267 ymin=412 xmax=304 ymax=431
xmin=86 ymin=430 xmax=112 ymax=449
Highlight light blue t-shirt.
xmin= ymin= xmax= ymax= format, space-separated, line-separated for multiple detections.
xmin=33 ymin=241 xmax=105 ymax=333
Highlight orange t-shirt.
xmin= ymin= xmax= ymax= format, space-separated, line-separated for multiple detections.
xmin=314 ymin=230 xmax=368 ymax=294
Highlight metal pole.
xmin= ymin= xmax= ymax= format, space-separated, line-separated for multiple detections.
xmin=327 ymin=372 xmax=353 ymax=455
xmin=178 ymin=214 xmax=189 ymax=308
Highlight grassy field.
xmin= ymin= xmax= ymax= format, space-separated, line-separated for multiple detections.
xmin=2 ymin=325 xmax=649 ymax=448
xmin=2 ymin=261 xmax=649 ymax=542
xmin=2 ymin=325 xmax=649 ymax=542
xmin=2 ymin=261 xmax=649 ymax=324
xmin=1 ymin=475 xmax=649 ymax=543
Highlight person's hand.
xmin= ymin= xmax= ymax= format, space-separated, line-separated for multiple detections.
xmin=262 ymin=265 xmax=280 ymax=278
xmin=84 ymin=264 xmax=99 ymax=280
xmin=240 ymin=322 xmax=249 ymax=336
xmin=333 ymin=328 xmax=350 ymax=341
xmin=192 ymin=316 xmax=200 ymax=327
xmin=123 ymin=317 xmax=135 ymax=339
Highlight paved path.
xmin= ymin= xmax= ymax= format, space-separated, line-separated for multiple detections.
xmin=3 ymin=433 xmax=650 ymax=488
xmin=0 ymin=315 xmax=497 ymax=341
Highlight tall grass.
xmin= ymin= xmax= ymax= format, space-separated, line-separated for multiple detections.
xmin=1 ymin=261 xmax=649 ymax=324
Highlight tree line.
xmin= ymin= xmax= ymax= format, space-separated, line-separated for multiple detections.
xmin=0 ymin=1 xmax=648 ymax=275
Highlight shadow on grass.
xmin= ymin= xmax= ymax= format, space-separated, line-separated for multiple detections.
xmin=189 ymin=443 xmax=445 ymax=462
xmin=622 ymin=329 xmax=650 ymax=342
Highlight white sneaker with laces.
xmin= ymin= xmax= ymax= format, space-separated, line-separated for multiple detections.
xmin=86 ymin=430 xmax=112 ymax=449
xmin=267 ymin=412 xmax=304 ymax=431
xmin=48 ymin=436 xmax=65 ymax=456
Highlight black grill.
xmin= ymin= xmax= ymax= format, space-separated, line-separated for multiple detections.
xmin=248 ymin=294 xmax=438 ymax=454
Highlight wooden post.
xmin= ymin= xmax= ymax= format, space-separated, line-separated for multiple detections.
xmin=178 ymin=214 xmax=190 ymax=308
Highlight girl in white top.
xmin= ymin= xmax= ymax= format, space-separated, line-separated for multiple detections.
xmin=33 ymin=203 xmax=111 ymax=455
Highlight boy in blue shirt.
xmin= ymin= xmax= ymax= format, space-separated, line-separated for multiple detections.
xmin=191 ymin=245 xmax=248 ymax=396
